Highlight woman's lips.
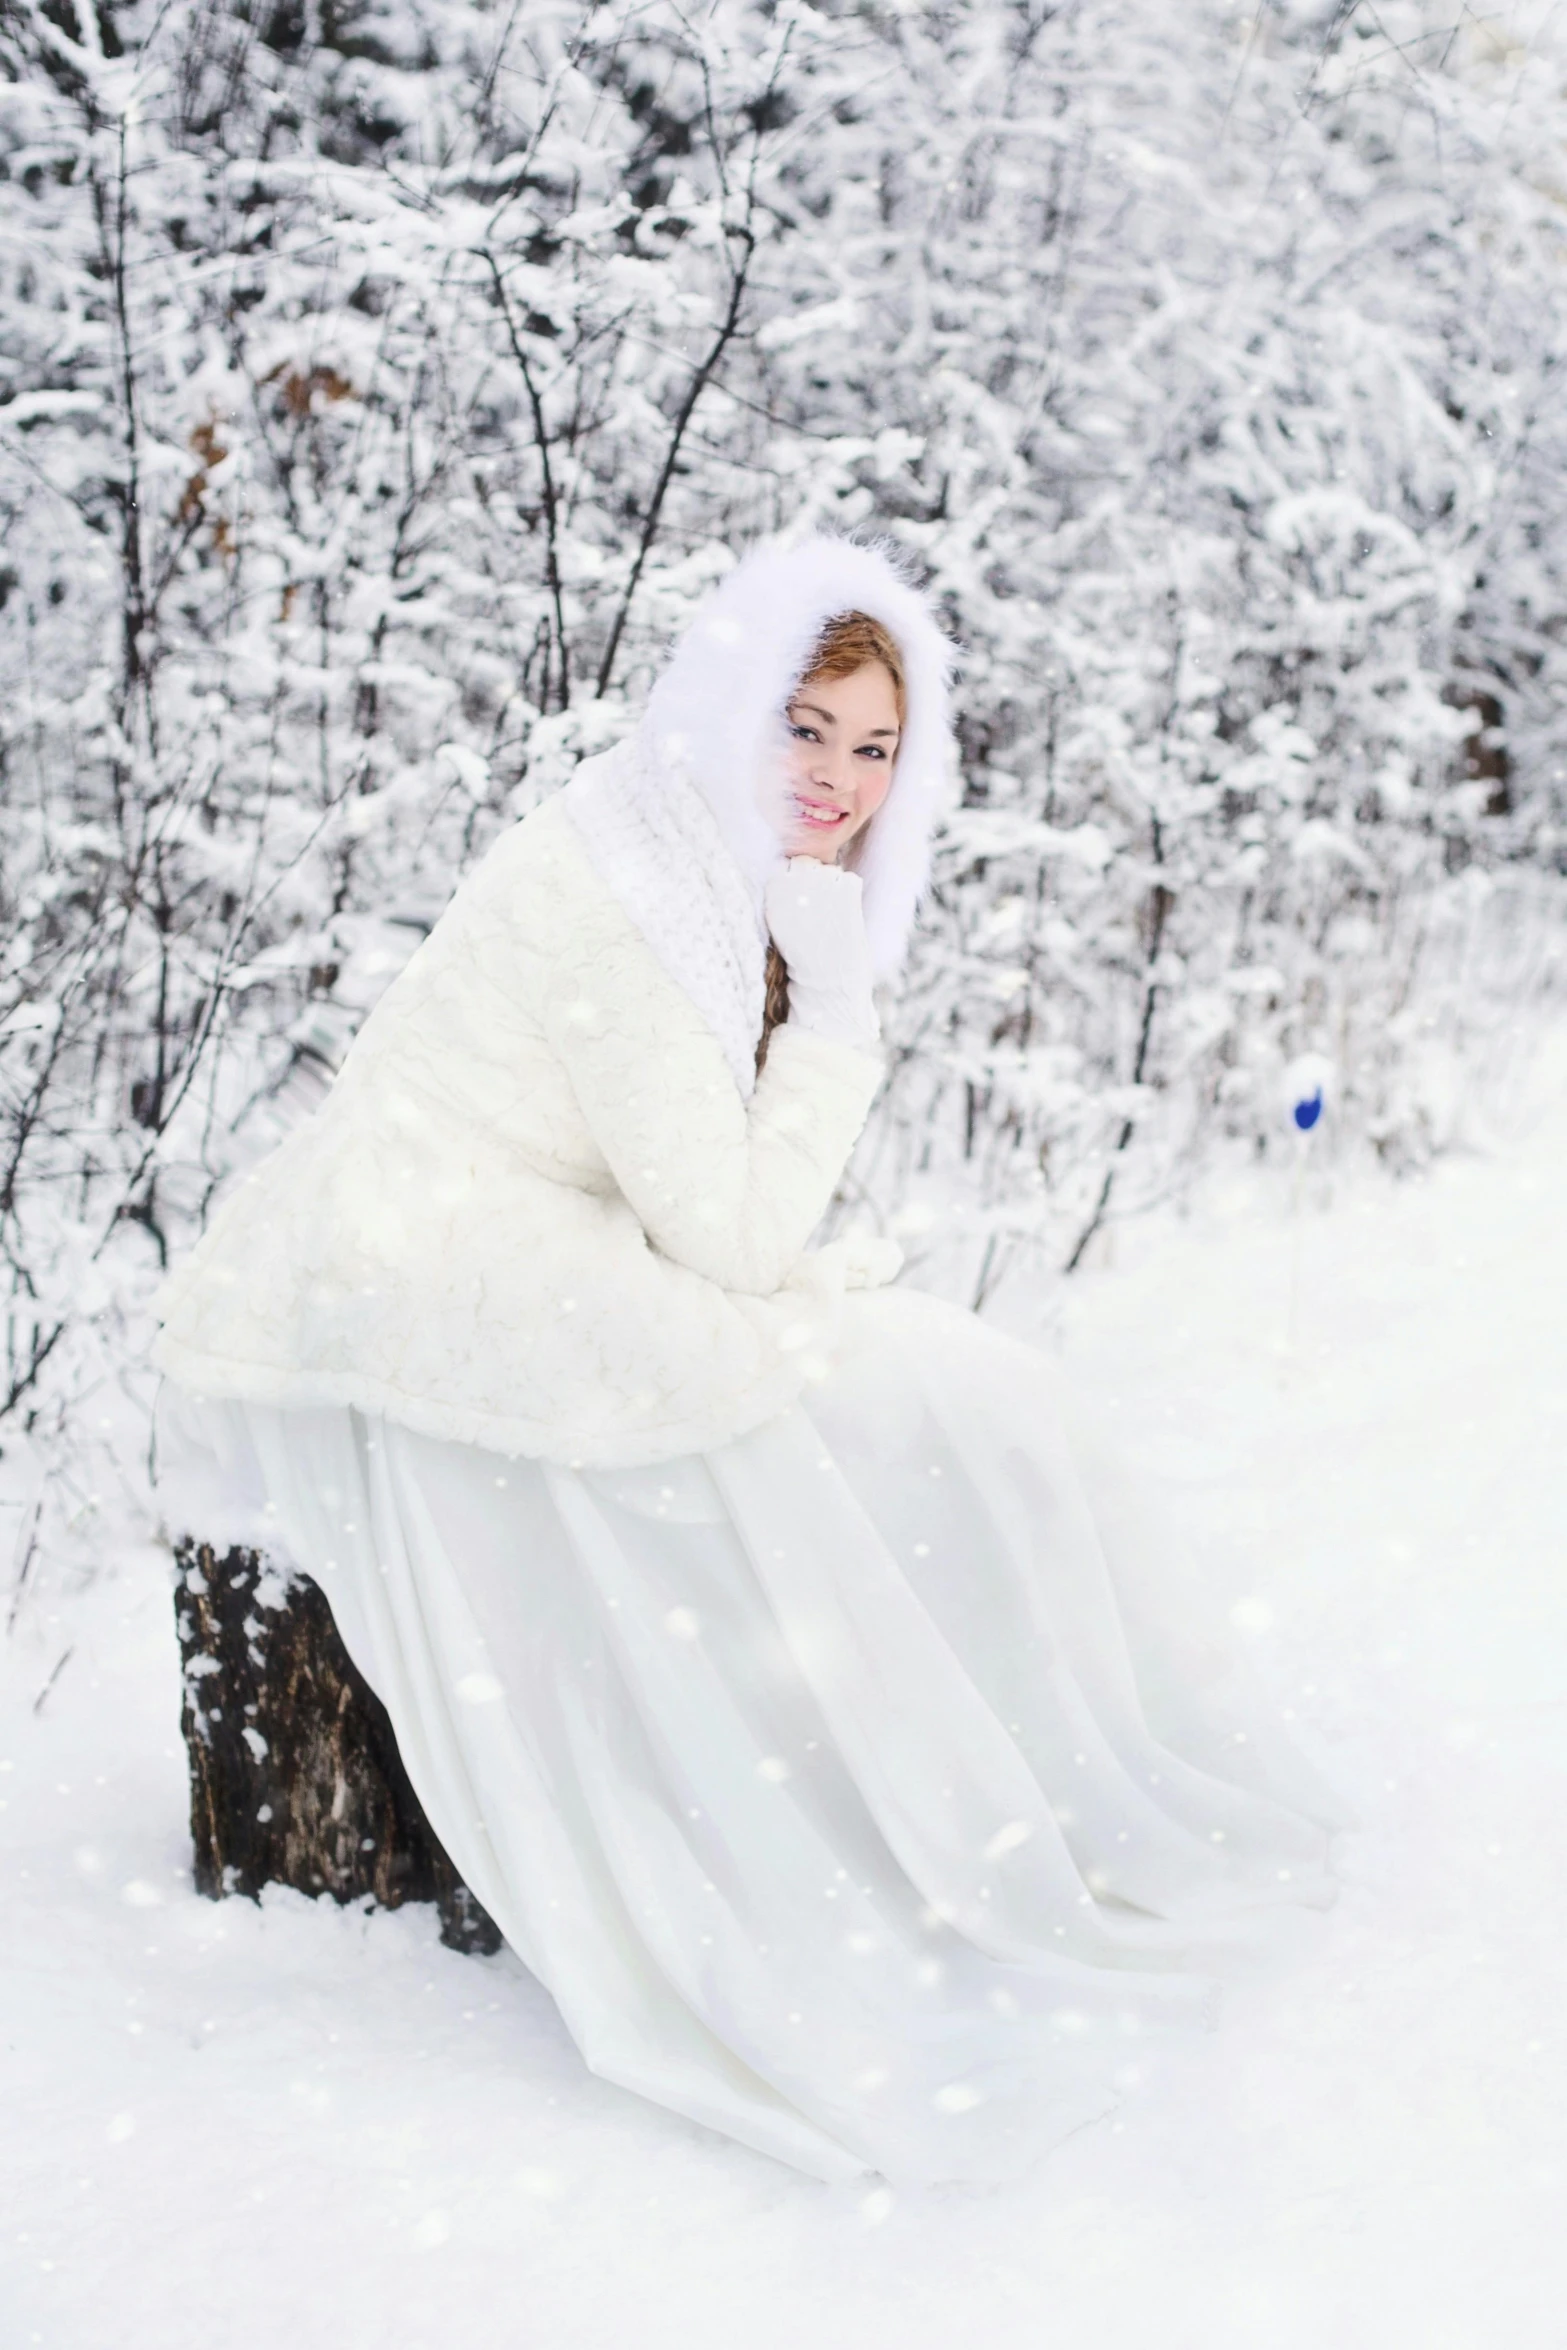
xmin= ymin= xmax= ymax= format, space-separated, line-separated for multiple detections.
xmin=793 ymin=798 xmax=848 ymax=829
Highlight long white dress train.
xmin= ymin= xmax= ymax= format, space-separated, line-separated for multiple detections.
xmin=161 ymin=1285 xmax=1346 ymax=2185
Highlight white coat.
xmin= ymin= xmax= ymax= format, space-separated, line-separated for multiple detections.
xmin=152 ymin=538 xmax=956 ymax=1467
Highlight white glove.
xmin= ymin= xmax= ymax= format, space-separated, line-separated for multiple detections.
xmin=763 ymin=858 xmax=880 ymax=1051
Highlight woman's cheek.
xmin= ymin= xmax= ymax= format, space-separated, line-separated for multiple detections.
xmin=855 ymin=768 xmax=894 ymax=827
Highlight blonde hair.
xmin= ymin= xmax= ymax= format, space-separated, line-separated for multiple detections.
xmin=756 ymin=609 xmax=903 ymax=1075
xmin=799 ymin=609 xmax=907 ymax=725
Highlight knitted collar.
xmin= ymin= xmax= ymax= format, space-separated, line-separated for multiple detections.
xmin=561 ymin=732 xmax=768 ymax=1100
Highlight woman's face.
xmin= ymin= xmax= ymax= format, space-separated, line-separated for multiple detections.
xmin=779 ymin=662 xmax=901 ymax=863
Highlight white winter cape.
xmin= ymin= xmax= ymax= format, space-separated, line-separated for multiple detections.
xmin=153 ymin=540 xmax=956 ymax=1468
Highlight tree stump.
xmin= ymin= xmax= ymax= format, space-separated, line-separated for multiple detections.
xmin=173 ymin=1538 xmax=502 ymax=1956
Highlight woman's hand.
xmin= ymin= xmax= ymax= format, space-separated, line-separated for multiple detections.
xmin=763 ymin=859 xmax=880 ymax=1051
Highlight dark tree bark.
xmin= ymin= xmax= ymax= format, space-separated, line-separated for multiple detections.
xmin=173 ymin=1538 xmax=502 ymax=1956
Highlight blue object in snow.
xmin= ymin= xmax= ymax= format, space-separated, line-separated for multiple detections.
xmin=1293 ymin=1089 xmax=1324 ymax=1133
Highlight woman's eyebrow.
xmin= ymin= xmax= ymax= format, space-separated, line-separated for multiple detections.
xmin=791 ymin=699 xmax=900 ymax=737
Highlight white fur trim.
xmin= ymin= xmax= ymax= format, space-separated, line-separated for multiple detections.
xmin=642 ymin=535 xmax=957 ymax=980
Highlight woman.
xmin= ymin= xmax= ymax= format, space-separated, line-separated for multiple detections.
xmin=155 ymin=536 xmax=1345 ymax=2186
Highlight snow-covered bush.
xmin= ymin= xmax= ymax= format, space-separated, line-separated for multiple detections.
xmin=759 ymin=0 xmax=1567 ymax=1289
xmin=2 ymin=0 xmax=1563 ymax=1570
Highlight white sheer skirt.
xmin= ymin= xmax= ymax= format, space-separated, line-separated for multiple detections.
xmin=158 ymin=1286 xmax=1347 ymax=2185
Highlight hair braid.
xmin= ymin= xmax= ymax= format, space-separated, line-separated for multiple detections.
xmin=754 ymin=939 xmax=791 ymax=1076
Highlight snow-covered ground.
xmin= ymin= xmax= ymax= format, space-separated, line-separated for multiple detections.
xmin=4 ymin=1034 xmax=1564 ymax=2350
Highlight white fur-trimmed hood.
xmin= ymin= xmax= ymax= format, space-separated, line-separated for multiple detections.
xmin=640 ymin=536 xmax=958 ymax=978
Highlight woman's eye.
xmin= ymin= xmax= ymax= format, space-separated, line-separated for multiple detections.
xmin=856 ymin=744 xmax=887 ymax=760
xmin=790 ymin=723 xmax=820 ymax=743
